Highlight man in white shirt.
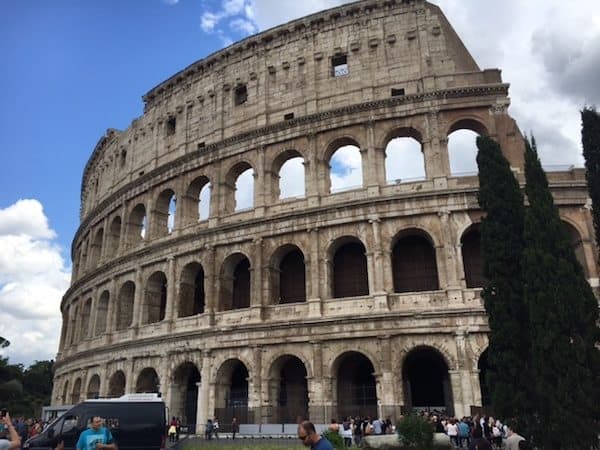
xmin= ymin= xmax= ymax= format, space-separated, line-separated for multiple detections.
xmin=505 ymin=423 xmax=525 ymax=450
xmin=0 ymin=413 xmax=21 ymax=450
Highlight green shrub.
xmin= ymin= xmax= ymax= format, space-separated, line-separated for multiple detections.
xmin=396 ymin=414 xmax=434 ymax=450
xmin=322 ymin=430 xmax=345 ymax=450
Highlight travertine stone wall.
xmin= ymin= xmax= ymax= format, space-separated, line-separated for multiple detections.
xmin=54 ymin=0 xmax=597 ymax=429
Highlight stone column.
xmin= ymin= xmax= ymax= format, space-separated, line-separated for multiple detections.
xmin=305 ymin=133 xmax=321 ymax=207
xmin=251 ymin=238 xmax=264 ymax=320
xmin=449 ymin=370 xmax=466 ymax=418
xmin=308 ymin=341 xmax=326 ymax=423
xmin=196 ymin=351 xmax=212 ymax=433
xmin=99 ymin=366 xmax=109 ymax=398
xmin=165 ymin=256 xmax=177 ymax=329
xmin=369 ymin=217 xmax=389 ymax=310
xmin=250 ymin=346 xmax=263 ymax=422
xmin=118 ymin=202 xmax=128 ymax=255
xmin=254 ymin=146 xmax=266 ymax=216
xmin=132 ymin=266 xmax=144 ymax=329
xmin=105 ymin=277 xmax=116 ymax=337
xmin=307 ymin=228 xmax=322 ymax=317
xmin=454 ymin=331 xmax=475 ymax=415
xmin=208 ymin=164 xmax=222 ymax=227
xmin=99 ymin=216 xmax=110 ymax=263
xmin=365 ymin=119 xmax=385 ymax=195
xmin=204 ymin=245 xmax=217 ymax=324
xmin=423 ymin=110 xmax=450 ymax=183
xmin=88 ymin=287 xmax=98 ymax=339
xmin=125 ymin=359 xmax=136 ymax=394
xmin=377 ymin=336 xmax=396 ymax=419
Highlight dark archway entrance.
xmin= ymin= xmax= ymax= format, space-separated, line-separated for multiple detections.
xmin=173 ymin=363 xmax=201 ymax=428
xmin=392 ymin=233 xmax=439 ymax=292
xmin=136 ymin=368 xmax=160 ymax=393
xmin=403 ymin=347 xmax=453 ymax=414
xmin=333 ymin=241 xmax=369 ymax=298
xmin=335 ymin=352 xmax=377 ymax=419
xmin=461 ymin=226 xmax=485 ymax=288
xmin=269 ymin=355 xmax=309 ymax=423
xmin=215 ymin=360 xmax=250 ymax=425
xmin=108 ymin=371 xmax=125 ymax=398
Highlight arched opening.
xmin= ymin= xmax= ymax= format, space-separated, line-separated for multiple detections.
xmin=172 ymin=363 xmax=201 ymax=429
xmin=478 ymin=349 xmax=491 ymax=407
xmin=268 ymin=355 xmax=309 ymax=423
xmin=89 ymin=228 xmax=103 ymax=268
xmin=335 ymin=352 xmax=377 ymax=419
xmin=402 ymin=346 xmax=453 ymax=414
xmin=143 ymin=271 xmax=167 ymax=324
xmin=385 ymin=136 xmax=425 ymax=184
xmin=94 ymin=291 xmax=109 ymax=336
xmin=127 ymin=203 xmax=146 ymax=245
xmin=272 ymin=246 xmax=306 ymax=304
xmin=277 ymin=155 xmax=305 ymax=200
xmin=62 ymin=380 xmax=69 ymax=405
xmin=392 ymin=232 xmax=439 ymax=292
xmin=448 ymin=121 xmax=486 ymax=176
xmin=179 ymin=262 xmax=205 ymax=318
xmin=87 ymin=374 xmax=100 ymax=399
xmin=106 ymin=216 xmax=121 ymax=258
xmin=116 ymin=281 xmax=135 ymax=331
xmin=184 ymin=176 xmax=211 ymax=224
xmin=563 ymin=221 xmax=589 ymax=277
xmin=329 ymin=144 xmax=363 ymax=193
xmin=215 ymin=360 xmax=250 ymax=424
xmin=80 ymin=298 xmax=92 ymax=339
xmin=235 ymin=168 xmax=254 ymax=211
xmin=461 ymin=225 xmax=485 ymax=288
xmin=71 ymin=378 xmax=82 ymax=404
xmin=136 ymin=367 xmax=160 ymax=393
xmin=108 ymin=371 xmax=126 ymax=398
xmin=332 ymin=240 xmax=369 ymax=298
xmin=220 ymin=254 xmax=251 ymax=311
xmin=154 ymin=189 xmax=176 ymax=237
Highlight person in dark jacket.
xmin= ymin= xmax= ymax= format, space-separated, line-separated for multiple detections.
xmin=468 ymin=427 xmax=492 ymax=450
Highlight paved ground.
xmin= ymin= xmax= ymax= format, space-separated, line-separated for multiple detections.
xmin=170 ymin=436 xmax=301 ymax=448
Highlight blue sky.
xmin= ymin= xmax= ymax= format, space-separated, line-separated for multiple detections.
xmin=0 ymin=0 xmax=598 ymax=365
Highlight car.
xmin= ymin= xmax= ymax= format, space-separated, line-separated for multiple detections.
xmin=24 ymin=394 xmax=166 ymax=450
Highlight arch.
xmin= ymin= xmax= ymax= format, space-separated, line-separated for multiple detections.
xmin=136 ymin=367 xmax=160 ymax=393
xmin=330 ymin=237 xmax=369 ymax=298
xmin=94 ymin=290 xmax=109 ymax=336
xmin=273 ymin=150 xmax=306 ymax=200
xmin=402 ymin=346 xmax=454 ymax=414
xmin=215 ymin=359 xmax=249 ymax=424
xmin=328 ymin=139 xmax=363 ymax=193
xmin=271 ymin=245 xmax=306 ymax=304
xmin=392 ymin=230 xmax=439 ymax=292
xmin=154 ymin=188 xmax=176 ymax=237
xmin=89 ymin=228 xmax=104 ymax=268
xmin=71 ymin=377 xmax=82 ymax=404
xmin=220 ymin=253 xmax=251 ymax=311
xmin=127 ymin=203 xmax=147 ymax=245
xmin=80 ymin=298 xmax=92 ymax=340
xmin=171 ymin=362 xmax=201 ymax=428
xmin=179 ymin=262 xmax=205 ymax=317
xmin=562 ymin=220 xmax=589 ymax=277
xmin=333 ymin=351 xmax=377 ymax=419
xmin=142 ymin=271 xmax=167 ymax=324
xmin=447 ymin=119 xmax=488 ymax=176
xmin=62 ymin=380 xmax=69 ymax=405
xmin=225 ymin=161 xmax=255 ymax=212
xmin=106 ymin=216 xmax=121 ymax=258
xmin=478 ymin=349 xmax=491 ymax=407
xmin=267 ymin=355 xmax=309 ymax=423
xmin=184 ymin=176 xmax=211 ymax=223
xmin=384 ymin=130 xmax=425 ymax=184
xmin=86 ymin=374 xmax=100 ymax=399
xmin=116 ymin=281 xmax=135 ymax=330
xmin=461 ymin=225 xmax=485 ymax=288
xmin=108 ymin=370 xmax=126 ymax=398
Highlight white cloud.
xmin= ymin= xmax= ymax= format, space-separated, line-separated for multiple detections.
xmin=235 ymin=168 xmax=255 ymax=210
xmin=230 ymin=18 xmax=257 ymax=35
xmin=0 ymin=199 xmax=71 ymax=366
xmin=385 ymin=138 xmax=426 ymax=183
xmin=163 ymin=0 xmax=179 ymax=5
xmin=330 ymin=145 xmax=363 ymax=192
xmin=201 ymin=12 xmax=220 ymax=32
xmin=279 ymin=157 xmax=305 ymax=199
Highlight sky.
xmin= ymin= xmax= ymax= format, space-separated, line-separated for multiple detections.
xmin=0 ymin=0 xmax=599 ymax=366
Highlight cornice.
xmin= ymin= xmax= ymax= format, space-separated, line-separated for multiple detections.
xmin=73 ymin=83 xmax=509 ymax=258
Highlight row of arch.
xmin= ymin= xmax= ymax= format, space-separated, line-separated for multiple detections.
xmin=75 ymin=123 xmax=488 ymax=278
xmin=64 ymin=220 xmax=588 ymax=348
xmin=60 ymin=346 xmax=491 ymax=424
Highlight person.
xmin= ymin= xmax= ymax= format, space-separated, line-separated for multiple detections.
xmin=0 ymin=413 xmax=21 ymax=450
xmin=341 ymin=417 xmax=353 ymax=447
xmin=352 ymin=416 xmax=363 ymax=447
xmin=446 ymin=418 xmax=459 ymax=448
xmin=468 ymin=427 xmax=492 ymax=450
xmin=212 ymin=417 xmax=219 ymax=439
xmin=328 ymin=419 xmax=339 ymax=433
xmin=75 ymin=416 xmax=116 ymax=450
xmin=504 ymin=422 xmax=525 ymax=450
xmin=168 ymin=417 xmax=177 ymax=443
xmin=298 ymin=420 xmax=334 ymax=450
xmin=205 ymin=419 xmax=213 ymax=440
xmin=231 ymin=417 xmax=239 ymax=439
xmin=458 ymin=417 xmax=471 ymax=448
xmin=372 ymin=417 xmax=382 ymax=435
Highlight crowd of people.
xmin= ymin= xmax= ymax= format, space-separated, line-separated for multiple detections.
xmin=325 ymin=412 xmax=530 ymax=449
xmin=0 ymin=413 xmax=53 ymax=449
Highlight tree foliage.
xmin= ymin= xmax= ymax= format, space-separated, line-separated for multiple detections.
xmin=523 ymin=138 xmax=600 ymax=449
xmin=475 ymin=136 xmax=531 ymax=423
xmin=581 ymin=107 xmax=600 ymax=250
xmin=0 ymin=357 xmax=54 ymax=417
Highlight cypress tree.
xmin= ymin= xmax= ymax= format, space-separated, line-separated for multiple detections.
xmin=475 ymin=136 xmax=530 ymax=423
xmin=523 ymin=138 xmax=600 ymax=449
xmin=582 ymin=107 xmax=600 ymax=249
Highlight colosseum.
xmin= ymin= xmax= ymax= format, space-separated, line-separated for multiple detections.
xmin=53 ymin=0 xmax=596 ymax=432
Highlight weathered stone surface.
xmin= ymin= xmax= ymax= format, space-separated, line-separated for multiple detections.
xmin=52 ymin=0 xmax=596 ymax=433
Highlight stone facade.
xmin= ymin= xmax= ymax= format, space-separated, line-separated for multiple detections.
xmin=53 ymin=0 xmax=597 ymax=432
